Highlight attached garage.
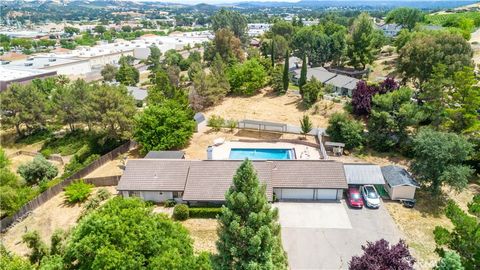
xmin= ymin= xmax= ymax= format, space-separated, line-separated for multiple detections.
xmin=274 ymin=188 xmax=342 ymax=200
xmin=315 ymin=189 xmax=340 ymax=200
xmin=272 ymin=161 xmax=348 ymax=201
xmin=275 ymin=188 xmax=314 ymax=200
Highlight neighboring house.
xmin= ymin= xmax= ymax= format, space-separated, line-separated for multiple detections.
xmin=376 ymin=23 xmax=402 ymax=37
xmin=288 ymin=56 xmax=302 ymax=71
xmin=291 ymin=66 xmax=359 ymax=97
xmin=381 ymin=165 xmax=420 ymax=200
xmin=144 ymin=151 xmax=185 ymax=159
xmin=117 ymin=160 xmax=348 ymax=203
xmin=343 ymin=164 xmax=386 ymax=186
xmin=127 ymin=86 xmax=147 ymax=107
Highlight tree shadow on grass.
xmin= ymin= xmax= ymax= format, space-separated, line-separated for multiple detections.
xmin=414 ymin=189 xmax=448 ymax=218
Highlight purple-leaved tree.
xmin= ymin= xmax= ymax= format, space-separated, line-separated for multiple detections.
xmin=349 ymin=239 xmax=415 ymax=270
xmin=380 ymin=77 xmax=399 ymax=94
xmin=351 ymin=80 xmax=378 ymax=115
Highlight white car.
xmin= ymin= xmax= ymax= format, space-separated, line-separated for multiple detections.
xmin=361 ymin=185 xmax=381 ymax=209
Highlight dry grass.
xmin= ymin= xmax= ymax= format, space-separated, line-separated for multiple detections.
xmin=384 ymin=183 xmax=479 ymax=269
xmin=1 ymin=186 xmax=117 ymax=257
xmin=84 ymin=149 xmax=141 ymax=178
xmin=181 ymin=219 xmax=218 ymax=254
xmin=368 ymin=51 xmax=398 ymax=82
xmin=203 ymin=88 xmax=345 ymax=128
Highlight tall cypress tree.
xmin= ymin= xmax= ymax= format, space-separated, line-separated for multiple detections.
xmin=215 ymin=160 xmax=288 ymax=270
xmin=282 ymin=50 xmax=289 ymax=93
xmin=270 ymin=39 xmax=275 ymax=67
xmin=299 ymin=53 xmax=307 ymax=94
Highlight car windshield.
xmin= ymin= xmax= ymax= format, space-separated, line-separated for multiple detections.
xmin=351 ymin=193 xmax=361 ymax=199
xmin=367 ymin=192 xmax=378 ymax=199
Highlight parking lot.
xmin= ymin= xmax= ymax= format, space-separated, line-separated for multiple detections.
xmin=276 ymin=201 xmax=402 ymax=270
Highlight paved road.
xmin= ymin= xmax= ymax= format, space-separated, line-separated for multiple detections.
xmin=276 ymin=201 xmax=402 ymax=270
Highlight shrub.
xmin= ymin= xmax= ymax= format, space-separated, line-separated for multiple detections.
xmin=164 ymin=199 xmax=176 ymax=207
xmin=173 ymin=204 xmax=189 ymax=220
xmin=326 ymin=113 xmax=365 ymax=150
xmin=96 ymin=188 xmax=111 ymax=201
xmin=189 ymin=207 xmax=222 ymax=219
xmin=64 ymin=180 xmax=94 ymax=204
xmin=226 ymin=120 xmax=237 ymax=132
xmin=302 ymin=77 xmax=323 ymax=107
xmin=17 ymin=155 xmax=58 ymax=185
xmin=207 ymin=115 xmax=225 ymax=132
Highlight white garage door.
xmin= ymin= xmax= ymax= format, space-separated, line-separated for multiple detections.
xmin=278 ymin=189 xmax=314 ymax=200
xmin=315 ymin=189 xmax=338 ymax=200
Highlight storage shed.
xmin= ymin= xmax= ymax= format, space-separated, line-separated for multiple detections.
xmin=381 ymin=165 xmax=420 ymax=200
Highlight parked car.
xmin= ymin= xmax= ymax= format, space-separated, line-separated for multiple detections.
xmin=361 ymin=185 xmax=381 ymax=209
xmin=346 ymin=187 xmax=364 ymax=208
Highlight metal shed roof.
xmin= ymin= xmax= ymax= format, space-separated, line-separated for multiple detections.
xmin=343 ymin=164 xmax=385 ymax=185
xmin=381 ymin=165 xmax=420 ymax=187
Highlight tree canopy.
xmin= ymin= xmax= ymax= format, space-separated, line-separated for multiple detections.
xmin=411 ymin=128 xmax=474 ymax=194
xmin=397 ymin=31 xmax=473 ymax=88
xmin=62 ymin=197 xmax=210 ymax=269
xmin=386 ymin=8 xmax=424 ymax=30
xmin=134 ymin=100 xmax=195 ymax=154
xmin=215 ymin=159 xmax=288 ymax=269
xmin=349 ymin=239 xmax=415 ymax=270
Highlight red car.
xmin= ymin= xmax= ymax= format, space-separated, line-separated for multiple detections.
xmin=347 ymin=187 xmax=364 ymax=208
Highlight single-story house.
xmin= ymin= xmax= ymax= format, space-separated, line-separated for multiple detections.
xmin=376 ymin=23 xmax=402 ymax=38
xmin=144 ymin=151 xmax=185 ymax=159
xmin=291 ymin=67 xmax=359 ymax=97
xmin=343 ymin=164 xmax=385 ymax=186
xmin=117 ymin=160 xmax=348 ymax=203
xmin=381 ymin=165 xmax=420 ymax=200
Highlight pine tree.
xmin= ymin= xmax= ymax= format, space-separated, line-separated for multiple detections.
xmin=215 ymin=160 xmax=288 ymax=270
xmin=282 ymin=50 xmax=289 ymax=93
xmin=270 ymin=39 xmax=275 ymax=67
xmin=299 ymin=54 xmax=307 ymax=94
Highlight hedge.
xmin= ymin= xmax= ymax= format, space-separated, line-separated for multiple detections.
xmin=173 ymin=204 xmax=189 ymax=220
xmin=189 ymin=207 xmax=222 ymax=219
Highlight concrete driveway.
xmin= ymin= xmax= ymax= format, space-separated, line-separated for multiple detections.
xmin=276 ymin=201 xmax=402 ymax=270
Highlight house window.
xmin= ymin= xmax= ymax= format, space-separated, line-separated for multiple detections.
xmin=173 ymin=191 xmax=183 ymax=198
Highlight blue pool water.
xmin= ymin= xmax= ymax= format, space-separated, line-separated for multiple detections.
xmin=229 ymin=148 xmax=294 ymax=160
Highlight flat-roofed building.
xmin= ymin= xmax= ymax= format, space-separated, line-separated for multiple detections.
xmin=0 ymin=66 xmax=57 ymax=91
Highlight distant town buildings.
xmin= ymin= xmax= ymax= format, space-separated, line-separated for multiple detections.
xmin=0 ymin=32 xmax=210 ymax=90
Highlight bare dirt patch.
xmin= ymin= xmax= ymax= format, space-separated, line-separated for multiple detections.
xmin=181 ymin=219 xmax=218 ymax=254
xmin=203 ymin=88 xmax=345 ymax=128
xmin=84 ymin=149 xmax=141 ymax=178
xmin=1 ymin=186 xmax=117 ymax=257
xmin=9 ymin=154 xmax=64 ymax=176
xmin=368 ymin=50 xmax=398 ymax=81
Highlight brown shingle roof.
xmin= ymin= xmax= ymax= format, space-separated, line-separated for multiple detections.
xmin=117 ymin=159 xmax=190 ymax=191
xmin=272 ymin=160 xmax=348 ymax=189
xmin=182 ymin=161 xmax=273 ymax=201
xmin=117 ymin=160 xmax=347 ymax=201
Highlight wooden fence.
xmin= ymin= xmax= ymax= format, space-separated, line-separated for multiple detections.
xmin=0 ymin=141 xmax=136 ymax=232
xmin=8 ymin=150 xmax=65 ymax=164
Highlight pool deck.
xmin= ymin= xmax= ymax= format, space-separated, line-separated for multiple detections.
xmin=211 ymin=141 xmax=322 ymax=160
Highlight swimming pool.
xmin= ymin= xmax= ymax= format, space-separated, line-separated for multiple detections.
xmin=229 ymin=148 xmax=294 ymax=160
